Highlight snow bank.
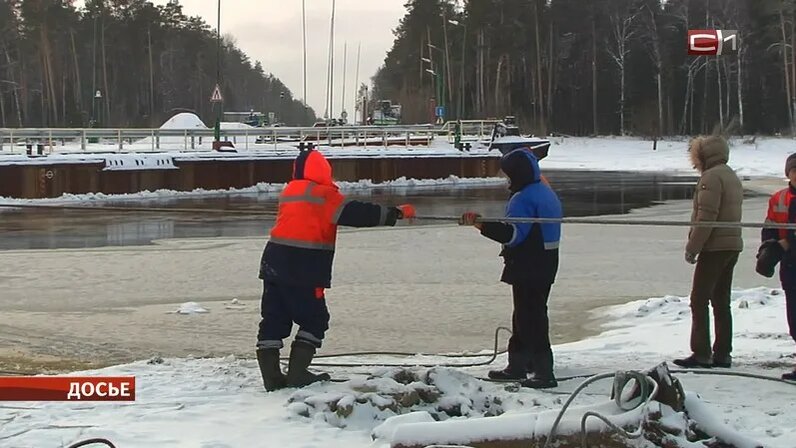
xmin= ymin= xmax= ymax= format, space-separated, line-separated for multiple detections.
xmin=2 ymin=288 xmax=793 ymax=447
xmin=371 ymin=412 xmax=435 ymax=441
xmin=684 ymin=392 xmax=765 ymax=448
xmin=160 ymin=113 xmax=208 ymax=130
xmin=542 ymin=135 xmax=795 ymax=178
xmin=286 ymin=368 xmax=504 ymax=431
xmin=221 ymin=122 xmax=256 ymax=130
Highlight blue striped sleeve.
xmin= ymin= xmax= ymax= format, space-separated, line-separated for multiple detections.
xmin=505 ymin=193 xmax=532 ymax=248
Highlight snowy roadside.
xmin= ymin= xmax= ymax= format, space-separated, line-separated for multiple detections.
xmin=541 ymin=135 xmax=795 ymax=178
xmin=1 ymin=287 xmax=793 ymax=448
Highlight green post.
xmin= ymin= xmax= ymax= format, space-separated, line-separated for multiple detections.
xmin=454 ymin=120 xmax=461 ymax=147
xmin=214 ymin=104 xmax=221 ymax=142
xmin=437 ymin=74 xmax=444 ymax=110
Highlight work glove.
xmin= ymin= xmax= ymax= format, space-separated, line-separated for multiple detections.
xmin=756 ymin=239 xmax=785 ymax=278
xmin=685 ymin=252 xmax=698 ymax=265
xmin=396 ymin=204 xmax=416 ymax=220
xmin=459 ymin=212 xmax=482 ymax=226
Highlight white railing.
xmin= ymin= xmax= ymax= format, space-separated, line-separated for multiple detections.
xmin=0 ymin=124 xmax=453 ymax=154
xmin=0 ymin=121 xmax=500 ymax=154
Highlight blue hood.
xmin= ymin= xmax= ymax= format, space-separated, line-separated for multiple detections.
xmin=500 ymin=148 xmax=541 ymax=193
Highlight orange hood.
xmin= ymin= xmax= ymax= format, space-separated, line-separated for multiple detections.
xmin=292 ymin=150 xmax=334 ymax=186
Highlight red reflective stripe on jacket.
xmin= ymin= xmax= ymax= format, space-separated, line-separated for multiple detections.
xmin=269 ymin=180 xmax=344 ymax=250
xmin=767 ymin=188 xmax=794 ymax=240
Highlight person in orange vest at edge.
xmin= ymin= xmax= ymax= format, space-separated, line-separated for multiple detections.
xmin=256 ymin=148 xmax=416 ymax=391
xmin=756 ymin=153 xmax=796 ymax=381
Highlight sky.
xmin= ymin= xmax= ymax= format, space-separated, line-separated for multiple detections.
xmin=155 ymin=0 xmax=406 ymax=118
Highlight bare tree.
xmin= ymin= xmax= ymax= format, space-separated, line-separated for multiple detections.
xmin=607 ymin=9 xmax=637 ymax=135
xmin=642 ymin=5 xmax=663 ymax=136
xmin=737 ymin=42 xmax=744 ymax=130
xmin=680 ymin=57 xmax=708 ymax=135
xmin=717 ymin=58 xmax=724 ymax=130
xmin=591 ymin=3 xmax=598 ymax=135
xmin=533 ymin=0 xmax=546 ymax=134
xmin=781 ymin=3 xmax=795 ymax=133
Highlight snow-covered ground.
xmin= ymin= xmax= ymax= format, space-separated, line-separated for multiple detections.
xmin=2 ymin=287 xmax=793 ymax=447
xmin=1 ymin=135 xmax=792 ymax=179
xmin=542 ymin=136 xmax=795 ymax=178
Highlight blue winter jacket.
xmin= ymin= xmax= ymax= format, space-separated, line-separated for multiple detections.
xmin=480 ymin=149 xmax=562 ymax=285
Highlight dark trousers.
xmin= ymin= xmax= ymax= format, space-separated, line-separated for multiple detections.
xmin=689 ymin=251 xmax=739 ymax=361
xmin=784 ymin=288 xmax=796 ymax=344
xmin=507 ymin=282 xmax=554 ymax=377
xmin=257 ymin=281 xmax=330 ymax=350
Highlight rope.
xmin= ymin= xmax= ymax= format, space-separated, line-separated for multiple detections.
xmin=542 ymin=372 xmax=659 ymax=448
xmin=418 ymin=214 xmax=796 ymax=230
xmin=670 ymin=368 xmax=796 ymax=385
xmin=306 ymin=326 xmax=511 ymax=368
xmin=66 ymin=438 xmax=116 ymax=448
xmin=541 ymin=373 xmax=613 ymax=448
xmin=2 ymin=203 xmax=795 ymax=230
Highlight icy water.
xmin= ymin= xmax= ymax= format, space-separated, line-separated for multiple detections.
xmin=0 ymin=171 xmax=777 ymax=373
xmin=0 ymin=170 xmax=707 ymax=250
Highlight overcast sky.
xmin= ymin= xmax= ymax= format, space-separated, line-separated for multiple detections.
xmin=149 ymin=0 xmax=406 ymax=118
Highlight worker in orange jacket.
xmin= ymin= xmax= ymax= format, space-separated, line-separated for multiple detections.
xmin=758 ymin=153 xmax=796 ymax=381
xmin=256 ymin=149 xmax=416 ymax=391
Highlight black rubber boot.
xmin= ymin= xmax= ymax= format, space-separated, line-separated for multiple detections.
xmin=673 ymin=354 xmax=712 ymax=369
xmin=712 ymin=355 xmax=732 ymax=369
xmin=256 ymin=348 xmax=286 ymax=392
xmin=521 ymin=351 xmax=558 ymax=389
xmin=488 ymin=351 xmax=530 ymax=381
xmin=287 ymin=341 xmax=331 ymax=388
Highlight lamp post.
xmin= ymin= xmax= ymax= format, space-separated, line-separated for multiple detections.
xmin=425 ymin=68 xmax=442 ymax=124
xmin=214 ymin=0 xmax=222 ymax=144
xmin=423 ymin=45 xmax=446 ymax=124
xmin=280 ymin=91 xmax=285 ymax=125
xmin=88 ymin=90 xmax=102 ymax=144
xmin=426 ymin=43 xmax=444 ymax=110
xmin=447 ymin=18 xmax=466 ymax=119
xmin=94 ymin=90 xmax=102 ymax=127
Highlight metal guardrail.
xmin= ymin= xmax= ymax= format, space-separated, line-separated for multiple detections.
xmin=0 ymin=121 xmax=499 ymax=154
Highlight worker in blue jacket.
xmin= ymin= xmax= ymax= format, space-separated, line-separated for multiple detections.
xmin=460 ymin=147 xmax=562 ymax=389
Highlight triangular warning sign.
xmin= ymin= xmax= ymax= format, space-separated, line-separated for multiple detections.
xmin=210 ymin=84 xmax=223 ymax=103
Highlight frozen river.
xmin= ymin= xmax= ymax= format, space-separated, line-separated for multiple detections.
xmin=0 ymin=171 xmax=780 ymax=373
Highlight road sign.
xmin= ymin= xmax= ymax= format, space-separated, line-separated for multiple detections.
xmin=210 ymin=84 xmax=224 ymax=103
xmin=435 ymin=106 xmax=445 ymax=118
